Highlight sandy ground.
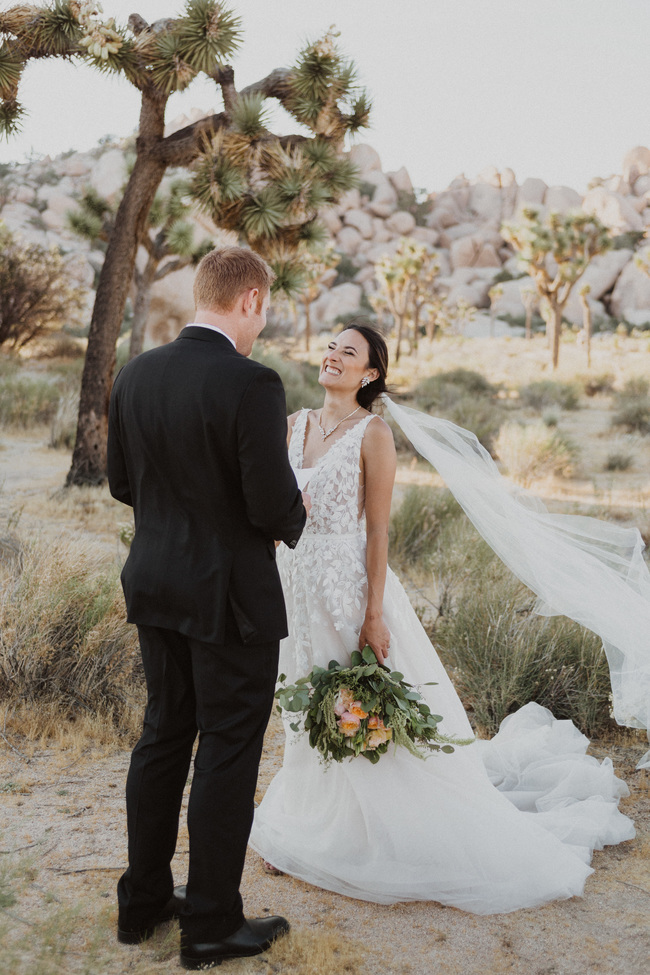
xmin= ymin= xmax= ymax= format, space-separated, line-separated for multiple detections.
xmin=1 ymin=376 xmax=650 ymax=974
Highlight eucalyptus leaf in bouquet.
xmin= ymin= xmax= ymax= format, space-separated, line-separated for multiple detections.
xmin=275 ymin=646 xmax=473 ymax=766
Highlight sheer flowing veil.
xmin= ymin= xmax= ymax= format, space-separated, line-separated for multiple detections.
xmin=381 ymin=395 xmax=650 ymax=768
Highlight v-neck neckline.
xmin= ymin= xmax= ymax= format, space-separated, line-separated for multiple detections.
xmin=298 ymin=409 xmax=372 ymax=470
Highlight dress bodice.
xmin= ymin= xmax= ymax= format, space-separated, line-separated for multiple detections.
xmin=290 ymin=409 xmax=374 ymax=537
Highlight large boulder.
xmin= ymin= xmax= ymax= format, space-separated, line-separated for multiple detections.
xmin=89 ymin=148 xmax=128 ymax=202
xmin=336 ymin=225 xmax=363 ymax=256
xmin=450 ymin=235 xmax=501 ymax=269
xmin=610 ymin=260 xmax=650 ymax=323
xmin=336 ymin=188 xmax=361 ymax=213
xmin=344 ymin=208 xmax=374 ymax=239
xmin=410 ymin=226 xmax=439 ymax=246
xmin=468 ymin=182 xmax=502 ymax=223
xmin=515 ymin=178 xmax=547 ymax=212
xmin=575 ymin=249 xmax=632 ymax=300
xmin=363 ymin=171 xmax=398 ymax=217
xmin=146 ymin=265 xmax=196 ymax=345
xmin=387 ymin=166 xmax=413 ymax=195
xmin=438 ymin=221 xmax=481 ymax=246
xmin=622 ymin=146 xmax=650 ymax=186
xmin=582 ymin=187 xmax=643 ymax=234
xmin=385 ymin=210 xmax=416 ymax=235
xmin=632 ymin=174 xmax=650 ymax=198
xmin=371 ymin=218 xmax=392 ymax=243
xmin=462 ymin=312 xmax=523 ymax=338
xmin=562 ymin=292 xmax=606 ymax=326
xmin=310 ymin=282 xmax=363 ymax=328
xmin=349 ymin=144 xmax=382 ymax=175
xmin=544 ymin=185 xmax=582 ymax=213
xmin=489 ymin=277 xmax=537 ymax=319
xmin=15 ymin=184 xmax=35 ymax=204
xmin=0 ymin=202 xmax=36 ymax=233
xmin=320 ymin=207 xmax=342 ymax=235
xmin=440 ymin=267 xmax=496 ymax=308
xmin=62 ymin=152 xmax=93 ymax=178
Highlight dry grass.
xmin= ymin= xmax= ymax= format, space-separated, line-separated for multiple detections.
xmin=494 ymin=420 xmax=579 ymax=486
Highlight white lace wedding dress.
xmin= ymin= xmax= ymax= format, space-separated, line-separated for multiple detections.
xmin=248 ymin=410 xmax=635 ymax=914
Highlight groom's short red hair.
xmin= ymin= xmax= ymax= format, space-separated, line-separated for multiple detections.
xmin=193 ymin=247 xmax=275 ymax=312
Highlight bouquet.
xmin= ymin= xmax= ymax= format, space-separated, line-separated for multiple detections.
xmin=275 ymin=646 xmax=473 ymax=766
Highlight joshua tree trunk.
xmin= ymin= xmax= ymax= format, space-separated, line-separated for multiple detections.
xmin=129 ymin=262 xmax=157 ymax=360
xmin=550 ymin=302 xmax=563 ymax=370
xmin=303 ymin=298 xmax=312 ymax=352
xmin=579 ymin=290 xmax=593 ymax=368
xmin=395 ymin=312 xmax=407 ymax=362
xmin=67 ymin=91 xmax=167 ymax=486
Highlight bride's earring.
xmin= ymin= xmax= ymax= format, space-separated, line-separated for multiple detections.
xmin=361 ymin=377 xmax=371 ymax=388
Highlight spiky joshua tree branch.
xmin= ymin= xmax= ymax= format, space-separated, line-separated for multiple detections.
xmin=0 ymin=3 xmax=371 ymax=484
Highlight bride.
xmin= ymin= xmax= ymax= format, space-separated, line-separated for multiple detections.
xmin=249 ymin=322 xmax=638 ymax=914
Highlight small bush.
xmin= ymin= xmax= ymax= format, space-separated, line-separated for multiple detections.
xmin=251 ymin=344 xmax=323 ymax=415
xmin=579 ymin=372 xmax=615 ymax=397
xmin=0 ymin=536 xmax=142 ymax=734
xmin=389 ymin=486 xmax=462 ymax=568
xmin=495 ymin=421 xmax=578 ymax=485
xmin=611 ymin=399 xmax=650 ymax=434
xmin=519 ymin=379 xmax=580 ymax=411
xmin=412 ymin=368 xmax=498 ymax=411
xmin=433 ymin=569 xmax=613 ymax=738
xmin=604 ymin=451 xmax=634 ymax=472
xmin=0 ymin=376 xmax=62 ymax=426
xmin=542 ymin=409 xmax=559 ymax=427
xmin=447 ymin=395 xmax=505 ymax=454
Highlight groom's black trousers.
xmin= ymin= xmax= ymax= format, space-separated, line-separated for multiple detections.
xmin=117 ymin=621 xmax=279 ymax=941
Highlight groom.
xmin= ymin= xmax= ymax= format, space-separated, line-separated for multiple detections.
xmin=107 ymin=246 xmax=307 ymax=969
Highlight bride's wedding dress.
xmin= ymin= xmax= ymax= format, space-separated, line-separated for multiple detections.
xmin=249 ymin=410 xmax=635 ymax=914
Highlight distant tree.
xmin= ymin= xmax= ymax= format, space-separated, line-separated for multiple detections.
xmin=0 ymin=221 xmax=85 ymax=349
xmin=0 ymin=3 xmax=370 ymax=484
xmin=68 ymin=181 xmax=213 ymax=358
xmin=293 ymin=243 xmax=339 ymax=351
xmin=371 ymin=238 xmax=465 ymax=361
xmin=502 ymin=208 xmax=612 ymax=368
xmin=578 ymin=282 xmax=593 ymax=368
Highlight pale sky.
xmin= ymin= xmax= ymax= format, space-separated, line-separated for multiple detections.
xmin=1 ymin=0 xmax=648 ymax=194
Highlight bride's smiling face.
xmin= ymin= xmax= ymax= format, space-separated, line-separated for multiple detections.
xmin=319 ymin=329 xmax=377 ymax=392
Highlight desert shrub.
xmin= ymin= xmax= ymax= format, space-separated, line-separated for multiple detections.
xmin=495 ymin=421 xmax=578 ymax=485
xmin=518 ymin=379 xmax=580 ymax=411
xmin=604 ymin=451 xmax=634 ymax=472
xmin=618 ymin=376 xmax=649 ymax=398
xmin=542 ymin=409 xmax=559 ymax=427
xmin=0 ymin=537 xmax=143 ymax=735
xmin=611 ymin=399 xmax=650 ymax=434
xmin=251 ymin=344 xmax=323 ymax=414
xmin=0 ymin=375 xmax=62 ymax=426
xmin=389 ymin=486 xmax=462 ymax=568
xmin=432 ymin=565 xmax=613 ymax=738
xmin=409 ymin=369 xmax=504 ymax=452
xmin=579 ymin=372 xmax=615 ymax=397
xmin=412 ymin=368 xmax=498 ymax=411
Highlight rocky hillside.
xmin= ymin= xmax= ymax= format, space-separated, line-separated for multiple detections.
xmin=2 ymin=119 xmax=650 ymax=345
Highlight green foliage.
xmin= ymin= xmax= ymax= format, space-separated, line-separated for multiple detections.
xmin=389 ymin=486 xmax=462 ymax=568
xmin=495 ymin=421 xmax=579 ymax=485
xmin=0 ymin=222 xmax=86 ymax=350
xmin=612 ymin=230 xmax=645 ymax=250
xmin=333 ymin=253 xmax=358 ymax=284
xmin=0 ymin=41 xmax=23 ymax=100
xmin=518 ymin=379 xmax=580 ymax=411
xmin=250 ymin=344 xmax=323 ymax=414
xmin=0 ymin=536 xmax=142 ymax=727
xmin=395 ymin=188 xmax=433 ymax=226
xmin=0 ymin=375 xmax=61 ymax=426
xmin=359 ymin=180 xmax=376 ymax=200
xmin=580 ymin=372 xmax=615 ymax=397
xmin=408 ymin=370 xmax=504 ymax=452
xmin=604 ymin=451 xmax=633 ymax=472
xmin=610 ymin=377 xmax=650 ymax=434
xmin=231 ymin=91 xmax=270 ymax=138
xmin=163 ymin=218 xmax=194 ymax=256
xmin=432 ymin=550 xmax=613 ymax=737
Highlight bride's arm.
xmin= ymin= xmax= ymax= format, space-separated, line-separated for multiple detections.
xmin=359 ymin=417 xmax=397 ymax=665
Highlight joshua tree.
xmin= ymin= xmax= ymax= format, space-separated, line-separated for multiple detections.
xmin=0 ymin=220 xmax=85 ymax=349
xmin=0 ymin=2 xmax=369 ymax=484
xmin=371 ymin=238 xmax=444 ymax=361
xmin=294 ymin=243 xmax=338 ymax=351
xmin=68 ymin=181 xmax=214 ymax=358
xmin=578 ymin=282 xmax=593 ymax=368
xmin=502 ymin=208 xmax=612 ymax=369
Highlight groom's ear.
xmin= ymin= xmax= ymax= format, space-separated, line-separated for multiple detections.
xmin=241 ymin=288 xmax=260 ymax=315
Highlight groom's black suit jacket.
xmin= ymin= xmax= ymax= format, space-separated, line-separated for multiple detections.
xmin=107 ymin=326 xmax=305 ymax=646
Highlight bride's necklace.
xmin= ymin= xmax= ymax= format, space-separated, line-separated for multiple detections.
xmin=318 ymin=405 xmax=361 ymax=441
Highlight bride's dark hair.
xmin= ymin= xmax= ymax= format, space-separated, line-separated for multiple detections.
xmin=344 ymin=318 xmax=389 ymax=411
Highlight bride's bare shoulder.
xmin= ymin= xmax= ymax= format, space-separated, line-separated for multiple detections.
xmin=364 ymin=414 xmax=396 ymax=452
xmin=287 ymin=409 xmax=307 ymax=429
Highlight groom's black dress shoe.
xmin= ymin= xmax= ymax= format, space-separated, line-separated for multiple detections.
xmin=180 ymin=915 xmax=290 ymax=969
xmin=117 ymin=886 xmax=187 ymax=944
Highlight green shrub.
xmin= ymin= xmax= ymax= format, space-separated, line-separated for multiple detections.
xmin=495 ymin=421 xmax=578 ymax=485
xmin=0 ymin=376 xmax=62 ymax=426
xmin=611 ymin=399 xmax=650 ymax=434
xmin=518 ymin=379 xmax=580 ymax=411
xmin=579 ymin=372 xmax=615 ymax=397
xmin=412 ymin=368 xmax=498 ymax=411
xmin=432 ymin=568 xmax=613 ymax=738
xmin=251 ymin=344 xmax=323 ymax=414
xmin=447 ymin=395 xmax=505 ymax=454
xmin=389 ymin=486 xmax=462 ymax=568
xmin=604 ymin=451 xmax=633 ymax=472
xmin=618 ymin=376 xmax=649 ymax=398
xmin=0 ymin=537 xmax=143 ymax=732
